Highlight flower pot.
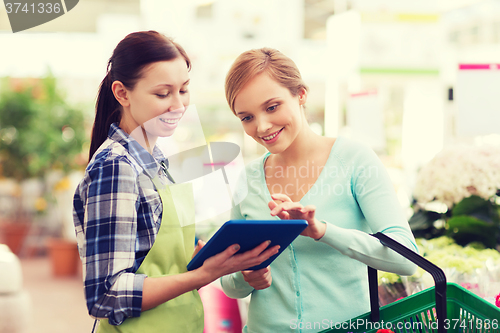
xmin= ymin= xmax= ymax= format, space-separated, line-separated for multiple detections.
xmin=0 ymin=221 xmax=30 ymax=256
xmin=46 ymin=238 xmax=80 ymax=278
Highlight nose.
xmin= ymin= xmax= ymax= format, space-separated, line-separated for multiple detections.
xmin=256 ymin=115 xmax=272 ymax=134
xmin=168 ymin=92 xmax=186 ymax=112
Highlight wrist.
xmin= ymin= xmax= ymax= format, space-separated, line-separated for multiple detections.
xmin=314 ymin=220 xmax=327 ymax=241
xmin=195 ymin=266 xmax=216 ymax=288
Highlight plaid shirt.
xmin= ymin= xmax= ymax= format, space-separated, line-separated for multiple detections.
xmin=73 ymin=123 xmax=172 ymax=325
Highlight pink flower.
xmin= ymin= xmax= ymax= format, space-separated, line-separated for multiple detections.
xmin=377 ymin=330 xmax=395 ymax=333
xmin=495 ymin=293 xmax=500 ymax=308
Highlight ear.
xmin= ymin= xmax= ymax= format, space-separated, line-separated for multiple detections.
xmin=111 ymin=81 xmax=130 ymax=107
xmin=298 ymin=87 xmax=308 ymax=105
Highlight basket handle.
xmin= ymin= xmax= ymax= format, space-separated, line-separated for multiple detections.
xmin=368 ymin=232 xmax=447 ymax=333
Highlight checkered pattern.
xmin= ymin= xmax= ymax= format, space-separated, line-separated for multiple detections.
xmin=73 ymin=123 xmax=171 ymax=325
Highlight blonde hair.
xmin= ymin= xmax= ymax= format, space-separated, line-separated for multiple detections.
xmin=225 ymin=48 xmax=308 ymax=114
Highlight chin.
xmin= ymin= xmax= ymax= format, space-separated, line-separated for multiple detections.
xmin=268 ymin=147 xmax=286 ymax=155
xmin=159 ymin=129 xmax=176 ymax=137
xmin=153 ymin=128 xmax=176 ymax=138
xmin=145 ymin=122 xmax=177 ymax=138
xmin=259 ymin=142 xmax=284 ymax=155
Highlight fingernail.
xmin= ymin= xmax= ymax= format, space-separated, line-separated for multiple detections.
xmin=234 ymin=244 xmax=240 ymax=251
xmin=267 ymin=240 xmax=271 ymax=245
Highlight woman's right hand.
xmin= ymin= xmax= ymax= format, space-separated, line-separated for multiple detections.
xmin=199 ymin=241 xmax=280 ymax=282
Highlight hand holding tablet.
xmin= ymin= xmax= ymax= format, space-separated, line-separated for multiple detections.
xmin=187 ymin=219 xmax=308 ymax=271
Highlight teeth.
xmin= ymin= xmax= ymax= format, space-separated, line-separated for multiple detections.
xmin=262 ymin=129 xmax=281 ymax=141
xmin=160 ymin=118 xmax=179 ymax=124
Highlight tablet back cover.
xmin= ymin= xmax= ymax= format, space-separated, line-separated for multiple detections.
xmin=187 ymin=219 xmax=307 ymax=271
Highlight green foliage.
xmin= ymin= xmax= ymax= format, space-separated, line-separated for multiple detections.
xmin=0 ymin=75 xmax=87 ymax=180
xmin=409 ymin=195 xmax=500 ymax=249
xmin=452 ymin=194 xmax=499 ymax=223
xmin=408 ymin=209 xmax=447 ymax=239
xmin=447 ymin=215 xmax=498 ymax=248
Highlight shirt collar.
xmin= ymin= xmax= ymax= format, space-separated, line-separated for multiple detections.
xmin=108 ymin=123 xmax=167 ymax=180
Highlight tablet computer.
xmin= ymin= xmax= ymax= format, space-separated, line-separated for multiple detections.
xmin=187 ymin=219 xmax=308 ymax=271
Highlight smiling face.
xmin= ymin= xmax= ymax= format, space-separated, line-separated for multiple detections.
xmin=234 ymin=73 xmax=307 ymax=154
xmin=118 ymin=57 xmax=190 ymax=142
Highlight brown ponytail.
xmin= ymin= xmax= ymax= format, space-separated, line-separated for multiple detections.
xmin=89 ymin=73 xmax=120 ymax=161
xmin=88 ymin=31 xmax=191 ymax=162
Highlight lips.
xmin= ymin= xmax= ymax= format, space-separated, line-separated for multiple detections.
xmin=261 ymin=128 xmax=283 ymax=141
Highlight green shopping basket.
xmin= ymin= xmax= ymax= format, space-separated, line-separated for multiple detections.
xmin=320 ymin=233 xmax=500 ymax=333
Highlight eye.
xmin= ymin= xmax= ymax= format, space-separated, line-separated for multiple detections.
xmin=156 ymin=93 xmax=169 ymax=98
xmin=267 ymin=104 xmax=279 ymax=112
xmin=241 ymin=115 xmax=252 ymax=122
xmin=180 ymin=89 xmax=189 ymax=94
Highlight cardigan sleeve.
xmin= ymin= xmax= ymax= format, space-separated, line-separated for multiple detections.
xmin=318 ymin=143 xmax=418 ymax=276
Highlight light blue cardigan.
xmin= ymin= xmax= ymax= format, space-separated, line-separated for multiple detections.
xmin=221 ymin=136 xmax=418 ymax=333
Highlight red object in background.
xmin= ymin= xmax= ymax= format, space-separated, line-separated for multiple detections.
xmin=377 ymin=329 xmax=395 ymax=333
xmin=46 ymin=238 xmax=80 ymax=277
xmin=0 ymin=221 xmax=30 ymax=255
xmin=199 ymin=283 xmax=242 ymax=333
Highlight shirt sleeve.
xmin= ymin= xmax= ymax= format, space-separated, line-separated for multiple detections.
xmin=220 ymin=203 xmax=255 ymax=299
xmin=78 ymin=157 xmax=146 ymax=325
xmin=318 ymin=144 xmax=418 ymax=276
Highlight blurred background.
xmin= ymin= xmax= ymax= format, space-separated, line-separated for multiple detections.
xmin=1 ymin=0 xmax=500 ymax=332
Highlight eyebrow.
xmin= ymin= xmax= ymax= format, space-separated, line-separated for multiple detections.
xmin=154 ymin=79 xmax=190 ymax=88
xmin=235 ymin=97 xmax=278 ymax=116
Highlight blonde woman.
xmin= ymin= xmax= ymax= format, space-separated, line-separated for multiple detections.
xmin=221 ymin=48 xmax=418 ymax=332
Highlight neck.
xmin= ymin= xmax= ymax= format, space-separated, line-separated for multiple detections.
xmin=119 ymin=120 xmax=157 ymax=154
xmin=274 ymin=124 xmax=322 ymax=166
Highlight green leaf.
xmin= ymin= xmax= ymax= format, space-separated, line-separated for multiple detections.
xmin=452 ymin=195 xmax=487 ymax=215
xmin=452 ymin=195 xmax=499 ymax=224
xmin=446 ymin=215 xmax=499 ymax=248
xmin=409 ymin=210 xmax=442 ymax=229
xmin=409 ymin=210 xmax=446 ymax=239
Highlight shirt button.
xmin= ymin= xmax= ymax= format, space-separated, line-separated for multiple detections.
xmin=298 ymin=314 xmax=302 ymax=319
xmin=296 ymin=291 xmax=300 ymax=297
xmin=293 ymin=266 xmax=297 ymax=272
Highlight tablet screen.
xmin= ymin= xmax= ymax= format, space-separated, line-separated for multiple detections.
xmin=187 ymin=219 xmax=308 ymax=271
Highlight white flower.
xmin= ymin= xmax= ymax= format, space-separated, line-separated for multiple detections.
xmin=414 ymin=145 xmax=500 ymax=208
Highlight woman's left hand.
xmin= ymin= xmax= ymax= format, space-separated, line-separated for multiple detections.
xmin=241 ymin=267 xmax=273 ymax=290
xmin=268 ymin=193 xmax=327 ymax=240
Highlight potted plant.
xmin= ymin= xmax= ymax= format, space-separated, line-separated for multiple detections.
xmin=0 ymin=81 xmax=38 ymax=255
xmin=46 ymin=173 xmax=84 ymax=277
xmin=409 ymin=145 xmax=500 ymax=249
xmin=0 ymin=75 xmax=88 ymax=276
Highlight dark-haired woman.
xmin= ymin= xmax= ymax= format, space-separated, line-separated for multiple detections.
xmin=73 ymin=31 xmax=279 ymax=332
